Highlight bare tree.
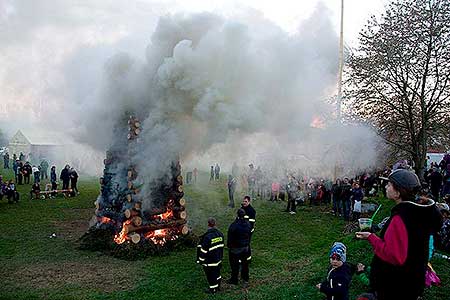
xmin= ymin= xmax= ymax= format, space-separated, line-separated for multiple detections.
xmin=345 ymin=0 xmax=450 ymax=178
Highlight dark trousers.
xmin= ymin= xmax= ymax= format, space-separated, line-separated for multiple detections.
xmin=286 ymin=195 xmax=296 ymax=212
xmin=41 ymin=171 xmax=48 ymax=180
xmin=71 ymin=180 xmax=78 ymax=193
xmin=4 ymin=160 xmax=9 ymax=169
xmin=332 ymin=196 xmax=342 ymax=215
xmin=343 ymin=200 xmax=351 ymax=221
xmin=228 ymin=189 xmax=235 ymax=207
xmin=24 ymin=175 xmax=30 ymax=184
xmin=62 ymin=180 xmax=70 ymax=190
xmin=203 ymin=265 xmax=221 ymax=290
xmin=17 ymin=174 xmax=23 ymax=185
xmin=229 ymin=248 xmax=251 ymax=283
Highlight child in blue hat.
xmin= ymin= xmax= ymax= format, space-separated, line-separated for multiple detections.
xmin=316 ymin=242 xmax=352 ymax=300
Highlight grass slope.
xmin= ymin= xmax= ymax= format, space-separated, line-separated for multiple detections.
xmin=0 ymin=168 xmax=448 ymax=300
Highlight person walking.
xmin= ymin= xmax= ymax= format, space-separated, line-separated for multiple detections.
xmin=227 ymin=209 xmax=252 ymax=287
xmin=355 ymin=169 xmax=442 ymax=300
xmin=196 ymin=217 xmax=224 ymax=294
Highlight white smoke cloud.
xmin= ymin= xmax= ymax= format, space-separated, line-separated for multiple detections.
xmin=61 ymin=9 xmax=380 ymax=209
xmin=0 ymin=1 xmax=382 ymax=197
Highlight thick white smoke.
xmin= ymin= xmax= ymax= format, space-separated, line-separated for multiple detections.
xmin=62 ymin=9 xmax=380 ymax=209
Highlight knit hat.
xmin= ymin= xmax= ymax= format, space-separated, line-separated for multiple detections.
xmin=329 ymin=242 xmax=346 ymax=262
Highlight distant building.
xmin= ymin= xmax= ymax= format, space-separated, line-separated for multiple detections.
xmin=8 ymin=129 xmax=65 ymax=163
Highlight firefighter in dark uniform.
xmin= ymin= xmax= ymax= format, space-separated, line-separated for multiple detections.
xmin=227 ymin=209 xmax=252 ymax=286
xmin=196 ymin=217 xmax=224 ymax=294
xmin=241 ymin=195 xmax=256 ymax=235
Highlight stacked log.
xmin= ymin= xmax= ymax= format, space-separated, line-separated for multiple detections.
xmin=95 ymin=114 xmax=189 ymax=246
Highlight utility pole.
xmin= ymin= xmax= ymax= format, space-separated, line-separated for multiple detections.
xmin=334 ymin=0 xmax=344 ymax=182
xmin=337 ymin=0 xmax=344 ymax=123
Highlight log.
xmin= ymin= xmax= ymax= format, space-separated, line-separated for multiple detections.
xmin=126 ymin=194 xmax=132 ymax=202
xmin=132 ymin=216 xmax=142 ymax=226
xmin=130 ymin=233 xmax=141 ymax=244
xmin=178 ymin=185 xmax=183 ymax=192
xmin=179 ymin=198 xmax=186 ymax=206
xmin=177 ymin=175 xmax=183 ymax=183
xmin=181 ymin=225 xmax=189 ymax=235
xmin=127 ymin=182 xmax=133 ymax=189
xmin=175 ymin=211 xmax=187 ymax=220
xmin=124 ymin=209 xmax=140 ymax=219
xmin=125 ymin=219 xmax=187 ymax=234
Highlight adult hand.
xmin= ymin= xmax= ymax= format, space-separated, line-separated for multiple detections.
xmin=355 ymin=232 xmax=371 ymax=239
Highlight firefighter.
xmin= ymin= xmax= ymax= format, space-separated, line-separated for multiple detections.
xmin=241 ymin=196 xmax=256 ymax=235
xmin=196 ymin=217 xmax=224 ymax=294
xmin=227 ymin=209 xmax=252 ymax=287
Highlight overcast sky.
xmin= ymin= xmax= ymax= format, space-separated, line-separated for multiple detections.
xmin=0 ymin=0 xmax=389 ymax=133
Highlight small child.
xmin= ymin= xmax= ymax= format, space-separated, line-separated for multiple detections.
xmin=316 ymin=242 xmax=352 ymax=300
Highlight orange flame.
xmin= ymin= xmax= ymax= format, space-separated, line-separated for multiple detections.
xmin=99 ymin=216 xmax=112 ymax=224
xmin=156 ymin=209 xmax=173 ymax=220
xmin=114 ymin=219 xmax=132 ymax=244
xmin=144 ymin=229 xmax=178 ymax=246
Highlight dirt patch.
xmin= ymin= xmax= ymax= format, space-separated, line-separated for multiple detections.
xmin=53 ymin=208 xmax=93 ymax=242
xmin=11 ymin=259 xmax=136 ymax=292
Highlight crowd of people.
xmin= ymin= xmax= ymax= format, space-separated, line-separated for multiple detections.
xmin=217 ymin=157 xmax=450 ymax=300
xmin=1 ymin=151 xmax=79 ymax=202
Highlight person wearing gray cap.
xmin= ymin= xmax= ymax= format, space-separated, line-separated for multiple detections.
xmin=355 ymin=169 xmax=442 ymax=300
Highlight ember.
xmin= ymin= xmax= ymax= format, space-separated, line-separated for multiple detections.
xmin=91 ymin=114 xmax=189 ymax=248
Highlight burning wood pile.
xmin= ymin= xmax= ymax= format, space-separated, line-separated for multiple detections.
xmin=79 ymin=114 xmax=195 ymax=258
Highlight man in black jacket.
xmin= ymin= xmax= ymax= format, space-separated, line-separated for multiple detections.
xmin=241 ymin=196 xmax=256 ymax=234
xmin=60 ymin=164 xmax=71 ymax=190
xmin=196 ymin=217 xmax=224 ymax=294
xmin=227 ymin=209 xmax=252 ymax=287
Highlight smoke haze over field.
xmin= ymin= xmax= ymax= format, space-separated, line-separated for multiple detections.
xmin=0 ymin=1 xmax=382 ymax=190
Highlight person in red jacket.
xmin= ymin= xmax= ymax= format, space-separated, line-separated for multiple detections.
xmin=356 ymin=169 xmax=442 ymax=300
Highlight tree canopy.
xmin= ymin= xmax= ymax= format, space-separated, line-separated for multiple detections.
xmin=345 ymin=0 xmax=450 ymax=177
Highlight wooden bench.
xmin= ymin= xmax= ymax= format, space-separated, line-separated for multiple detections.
xmin=32 ymin=189 xmax=75 ymax=199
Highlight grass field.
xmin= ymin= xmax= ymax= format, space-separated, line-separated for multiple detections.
xmin=0 ymin=166 xmax=448 ymax=300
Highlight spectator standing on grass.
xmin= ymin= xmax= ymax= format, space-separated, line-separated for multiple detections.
xmin=351 ymin=183 xmax=364 ymax=221
xmin=40 ymin=158 xmax=49 ymax=180
xmin=428 ymin=167 xmax=443 ymax=202
xmin=60 ymin=164 xmax=71 ymax=190
xmin=210 ymin=166 xmax=214 ymax=182
xmin=3 ymin=152 xmax=9 ymax=169
xmin=355 ymin=169 xmax=442 ymax=300
xmin=23 ymin=162 xmax=32 ymax=184
xmin=193 ymin=167 xmax=198 ymax=184
xmin=341 ymin=178 xmax=352 ymax=221
xmin=332 ymin=179 xmax=342 ymax=216
xmin=13 ymin=159 xmax=19 ymax=182
xmin=32 ymin=165 xmax=40 ymax=184
xmin=227 ymin=175 xmax=237 ymax=208
xmin=316 ymin=242 xmax=352 ymax=300
xmin=70 ymin=167 xmax=79 ymax=194
xmin=214 ymin=163 xmax=220 ymax=181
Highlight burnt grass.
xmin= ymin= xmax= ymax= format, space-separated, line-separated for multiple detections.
xmin=0 ymin=168 xmax=449 ymax=300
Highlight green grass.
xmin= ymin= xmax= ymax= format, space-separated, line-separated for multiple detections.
xmin=0 ymin=167 xmax=448 ymax=300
